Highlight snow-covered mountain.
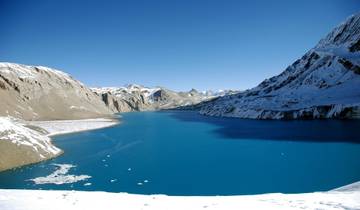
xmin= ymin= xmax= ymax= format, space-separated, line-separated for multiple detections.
xmin=92 ymin=84 xmax=237 ymax=112
xmin=0 ymin=63 xmax=114 ymax=120
xmin=200 ymin=13 xmax=360 ymax=119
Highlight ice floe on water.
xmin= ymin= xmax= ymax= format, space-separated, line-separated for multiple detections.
xmin=28 ymin=164 xmax=91 ymax=185
xmin=137 ymin=180 xmax=150 ymax=186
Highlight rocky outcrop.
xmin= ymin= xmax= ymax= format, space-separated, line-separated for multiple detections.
xmin=199 ymin=13 xmax=360 ymax=120
xmin=0 ymin=117 xmax=62 ymax=171
xmin=0 ymin=63 xmax=114 ymax=120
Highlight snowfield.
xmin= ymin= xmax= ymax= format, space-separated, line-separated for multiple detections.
xmin=0 ymin=182 xmax=359 ymax=210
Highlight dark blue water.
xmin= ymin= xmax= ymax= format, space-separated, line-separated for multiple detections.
xmin=1 ymin=111 xmax=360 ymax=195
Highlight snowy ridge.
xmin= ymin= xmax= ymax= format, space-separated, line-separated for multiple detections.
xmin=316 ymin=14 xmax=360 ymax=50
xmin=199 ymin=13 xmax=360 ymax=119
xmin=0 ymin=62 xmax=78 ymax=85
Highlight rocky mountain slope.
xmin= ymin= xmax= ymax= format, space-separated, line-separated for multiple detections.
xmin=0 ymin=63 xmax=114 ymax=120
xmin=92 ymin=84 xmax=237 ymax=112
xmin=199 ymin=13 xmax=360 ymax=119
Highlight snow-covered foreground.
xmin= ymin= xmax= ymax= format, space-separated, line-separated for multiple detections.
xmin=28 ymin=118 xmax=119 ymax=136
xmin=0 ymin=182 xmax=359 ymax=210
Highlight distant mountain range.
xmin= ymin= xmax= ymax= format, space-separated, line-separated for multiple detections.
xmin=198 ymin=13 xmax=360 ymax=119
xmin=91 ymin=85 xmax=238 ymax=112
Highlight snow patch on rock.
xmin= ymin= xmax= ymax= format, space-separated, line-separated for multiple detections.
xmin=0 ymin=117 xmax=61 ymax=156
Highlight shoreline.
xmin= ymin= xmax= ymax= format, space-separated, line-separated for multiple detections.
xmin=0 ymin=182 xmax=359 ymax=210
xmin=27 ymin=117 xmax=120 ymax=137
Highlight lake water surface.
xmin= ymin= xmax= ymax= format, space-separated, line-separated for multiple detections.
xmin=1 ymin=111 xmax=360 ymax=195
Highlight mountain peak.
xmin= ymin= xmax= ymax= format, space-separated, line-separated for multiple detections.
xmin=316 ymin=13 xmax=360 ymax=50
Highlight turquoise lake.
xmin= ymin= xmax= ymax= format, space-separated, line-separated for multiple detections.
xmin=1 ymin=111 xmax=360 ymax=195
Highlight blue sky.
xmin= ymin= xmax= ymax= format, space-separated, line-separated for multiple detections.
xmin=1 ymin=0 xmax=359 ymax=91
